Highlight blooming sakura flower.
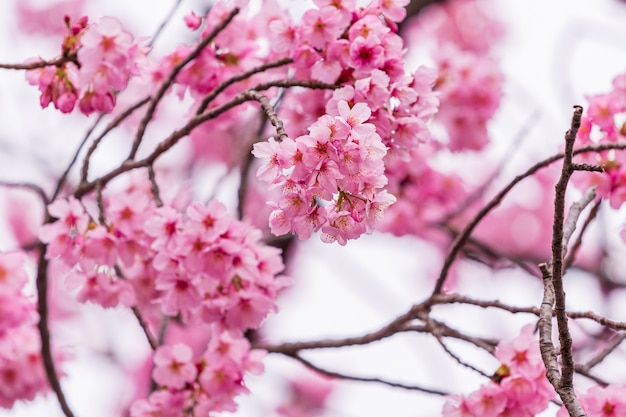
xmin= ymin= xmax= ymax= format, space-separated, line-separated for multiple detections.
xmin=153 ymin=343 xmax=197 ymax=389
xmin=67 ymin=269 xmax=135 ymax=308
xmin=184 ymin=11 xmax=202 ymax=30
xmin=39 ymin=197 xmax=89 ymax=263
xmin=442 ymin=325 xmax=555 ymax=417
xmin=155 ymin=271 xmax=202 ymax=317
xmin=466 ymin=383 xmax=508 ymax=417
xmin=556 ymin=385 xmax=626 ymax=417
xmin=79 ymin=16 xmax=133 ymax=72
xmin=300 ymin=6 xmax=346 ymax=50
xmin=269 ymin=17 xmax=298 ymax=54
xmin=348 ymin=36 xmax=385 ymax=72
xmin=337 ymin=100 xmax=372 ymax=129
xmin=252 ymin=137 xmax=293 ymax=182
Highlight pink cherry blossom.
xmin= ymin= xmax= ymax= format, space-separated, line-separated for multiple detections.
xmin=152 ymin=343 xmax=197 ymax=389
xmin=184 ymin=11 xmax=202 ymax=30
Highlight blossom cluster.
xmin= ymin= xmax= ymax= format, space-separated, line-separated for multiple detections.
xmin=406 ymin=0 xmax=504 ymax=151
xmin=39 ymin=187 xmax=288 ymax=325
xmin=575 ymin=72 xmax=626 ymax=209
xmin=38 ymin=175 xmax=288 ymax=413
xmin=252 ymin=0 xmax=443 ymax=243
xmin=253 ymin=99 xmax=396 ymax=244
xmin=25 ymin=15 xmax=146 ymax=115
xmin=131 ymin=328 xmax=265 ymax=416
xmin=441 ymin=325 xmax=555 ymax=417
xmin=272 ymin=0 xmax=438 ymax=157
xmin=0 ymin=252 xmax=64 ymax=407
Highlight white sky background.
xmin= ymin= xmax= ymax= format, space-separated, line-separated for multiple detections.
xmin=2 ymin=1 xmax=626 ymax=417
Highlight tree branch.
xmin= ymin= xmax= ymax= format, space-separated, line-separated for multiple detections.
xmin=128 ymin=7 xmax=240 ymax=160
xmin=36 ymin=245 xmax=75 ymax=417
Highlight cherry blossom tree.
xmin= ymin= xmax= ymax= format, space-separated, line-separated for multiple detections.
xmin=1 ymin=1 xmax=626 ymax=417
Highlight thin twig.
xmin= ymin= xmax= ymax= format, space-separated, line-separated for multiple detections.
xmin=563 ymin=199 xmax=601 ymax=270
xmin=36 ymin=244 xmax=76 ymax=417
xmin=195 ymin=57 xmax=294 ymax=115
xmin=75 ymin=89 xmax=289 ymax=198
xmin=431 ymin=293 xmax=540 ymax=316
xmin=431 ymin=138 xmax=626 ymax=296
xmin=80 ymin=97 xmax=151 ymax=183
xmin=0 ymin=180 xmax=49 ymax=205
xmin=95 ymin=181 xmax=105 ymax=224
xmin=538 ymin=263 xmax=560 ymax=386
xmin=147 ymin=165 xmax=163 ymax=207
xmin=148 ymin=0 xmax=183 ymax=48
xmin=132 ymin=306 xmax=159 ymax=351
xmin=566 ymin=311 xmax=626 ymax=331
xmin=128 ymin=7 xmax=240 ymax=160
xmin=441 ymin=224 xmax=541 ymax=277
xmin=561 ymin=185 xmax=597 ymax=261
xmin=52 ymin=114 xmax=104 ymax=200
xmin=422 ymin=314 xmax=491 ymax=377
xmin=581 ymin=332 xmax=626 ymax=371
xmin=288 ymin=353 xmax=450 ymax=396
xmin=440 ymin=107 xmax=541 ymax=223
xmin=573 ymin=367 xmax=608 ymax=386
xmin=0 ymin=52 xmax=78 ymax=70
xmin=431 ymin=153 xmax=564 ymax=295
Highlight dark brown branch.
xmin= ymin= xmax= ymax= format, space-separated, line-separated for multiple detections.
xmin=422 ymin=314 xmax=491 ymax=377
xmin=434 ymin=293 xmax=626 ymax=331
xmin=431 ymin=154 xmax=564 ymax=295
xmin=128 ymin=7 xmax=240 ymax=160
xmin=432 ymin=293 xmax=540 ymax=316
xmin=573 ymin=366 xmax=608 ymax=386
xmin=0 ymin=180 xmax=49 ymax=205
xmin=257 ymin=317 xmax=415 ymax=355
xmin=287 ymin=353 xmax=450 ymax=396
xmin=566 ymin=311 xmax=626 ymax=331
xmin=581 ymin=332 xmax=626 ymax=372
xmin=441 ymin=223 xmax=541 ymax=278
xmin=53 ymin=114 xmax=105 ymax=200
xmin=80 ymin=97 xmax=151 ymax=183
xmin=0 ymin=52 xmax=78 ymax=70
xmin=551 ymin=106 xmax=583 ymax=392
xmin=132 ymin=307 xmax=159 ymax=351
xmin=147 ymin=165 xmax=163 ymax=207
xmin=36 ymin=244 xmax=75 ymax=417
xmin=75 ymin=89 xmax=288 ymax=198
xmin=537 ymin=106 xmax=587 ymax=417
xmin=196 ymin=57 xmax=294 ymax=115
xmin=571 ymin=163 xmax=604 ymax=172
